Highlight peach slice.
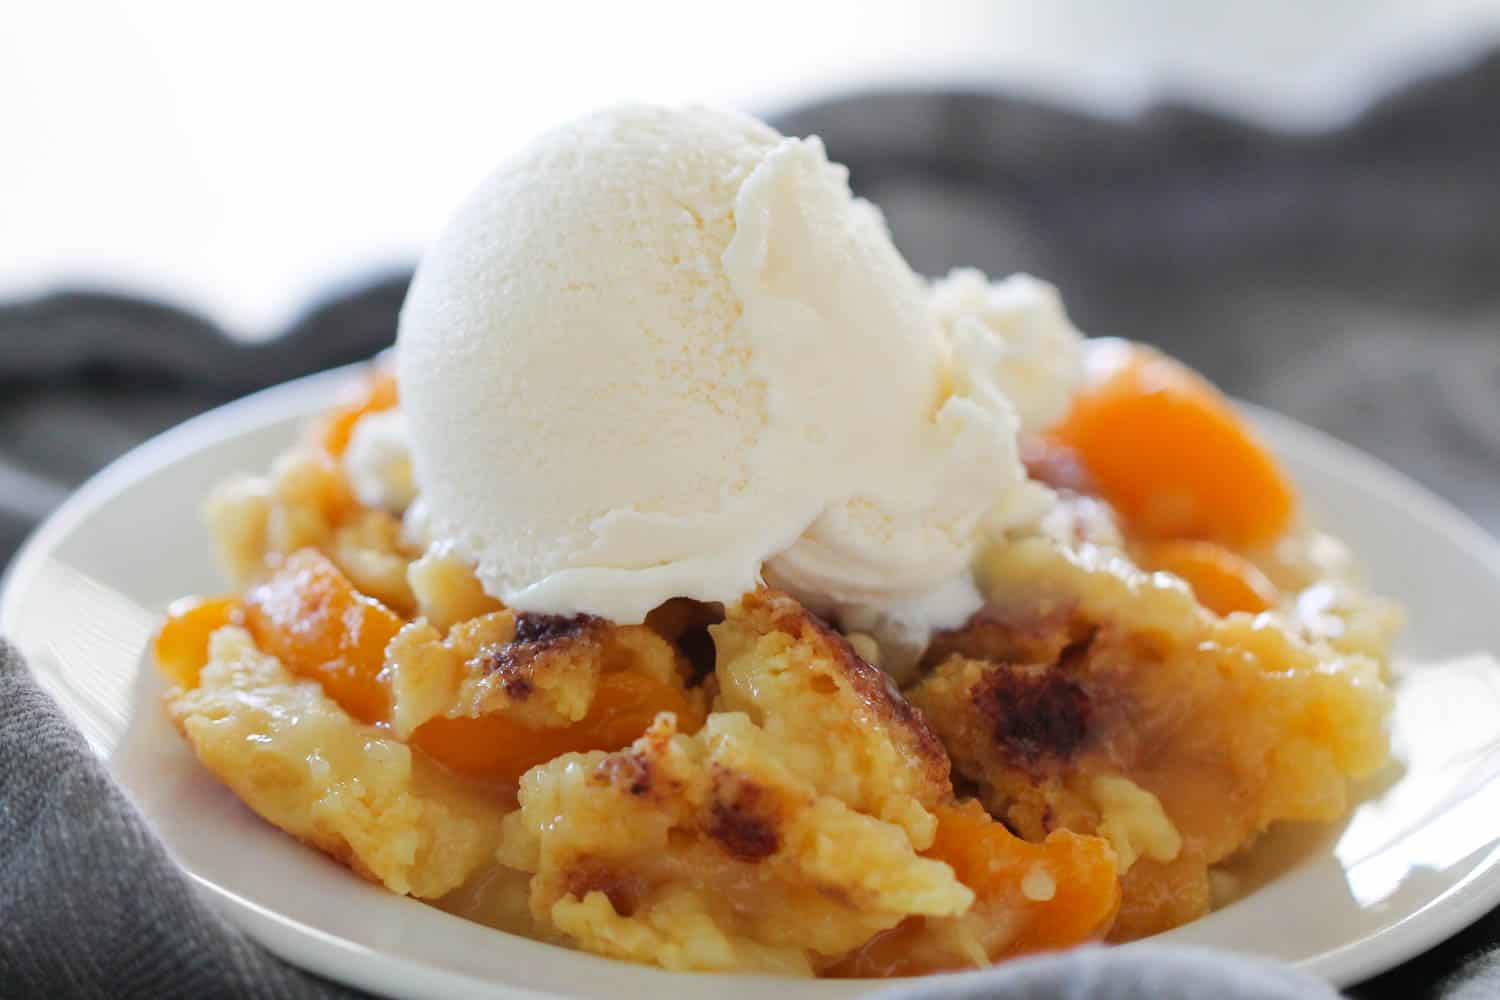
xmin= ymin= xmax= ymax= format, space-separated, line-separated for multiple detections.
xmin=1139 ymin=540 xmax=1279 ymax=617
xmin=410 ymin=671 xmax=703 ymax=785
xmin=153 ymin=595 xmax=243 ymax=689
xmin=1051 ymin=339 xmax=1295 ymax=548
xmin=837 ymin=800 xmax=1119 ymax=975
xmin=318 ymin=368 xmax=399 ymax=458
xmin=242 ymin=548 xmax=403 ymax=724
xmin=927 ymin=800 xmax=1119 ymax=954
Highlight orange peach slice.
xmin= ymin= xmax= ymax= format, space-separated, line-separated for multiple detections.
xmin=153 ymin=595 xmax=243 ymax=689
xmin=838 ymin=800 xmax=1119 ymax=975
xmin=1051 ymin=339 xmax=1295 ymax=548
xmin=318 ymin=368 xmax=399 ymax=458
xmin=242 ymin=548 xmax=403 ymax=724
xmin=410 ymin=671 xmax=703 ymax=785
xmin=1139 ymin=540 xmax=1279 ymax=617
xmin=928 ymin=799 xmax=1119 ymax=955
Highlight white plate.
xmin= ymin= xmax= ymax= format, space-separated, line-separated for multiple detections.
xmin=6 ymin=366 xmax=1500 ymax=999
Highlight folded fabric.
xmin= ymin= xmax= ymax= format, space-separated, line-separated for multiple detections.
xmin=875 ymin=946 xmax=1339 ymax=1000
xmin=0 ymin=276 xmax=410 ymax=563
xmin=0 ymin=638 xmax=359 ymax=999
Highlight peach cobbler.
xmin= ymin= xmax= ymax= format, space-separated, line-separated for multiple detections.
xmin=153 ymin=105 xmax=1398 ymax=979
xmin=155 ymin=342 xmax=1396 ymax=976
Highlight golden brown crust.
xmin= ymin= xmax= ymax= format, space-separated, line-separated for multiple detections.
xmin=476 ymin=612 xmax=607 ymax=703
xmin=707 ymin=765 xmax=783 ymax=861
xmin=175 ymin=364 xmax=1403 ymax=976
xmin=731 ymin=589 xmax=951 ymax=801
xmin=563 ymin=861 xmax=647 ymax=918
xmin=387 ymin=608 xmax=693 ymax=735
xmin=912 ymin=540 xmax=1390 ymax=939
xmin=502 ymin=712 xmax=972 ymax=974
xmin=922 ymin=602 xmax=1082 ymax=671
xmin=167 ymin=626 xmax=507 ymax=900
xmin=970 ymin=651 xmax=1093 ymax=774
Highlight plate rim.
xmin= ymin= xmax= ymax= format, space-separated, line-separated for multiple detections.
xmin=6 ymin=364 xmax=1500 ymax=994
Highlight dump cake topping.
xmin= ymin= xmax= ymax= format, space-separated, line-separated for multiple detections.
xmin=149 ymin=103 xmax=1401 ymax=980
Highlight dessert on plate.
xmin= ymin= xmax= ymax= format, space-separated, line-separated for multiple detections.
xmin=152 ymin=105 xmax=1400 ymax=977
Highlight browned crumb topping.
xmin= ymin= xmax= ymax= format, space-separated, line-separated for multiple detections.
xmin=976 ymin=658 xmax=1093 ymax=771
xmin=909 ymin=569 xmax=1388 ymax=941
xmin=595 ymin=751 xmax=656 ymax=798
xmin=564 ymin=861 xmax=646 ymax=917
xmin=732 ymin=588 xmax=952 ymax=801
xmin=708 ymin=765 xmax=782 ymax=861
xmin=512 ymin=612 xmax=601 ymax=646
xmin=476 ymin=613 xmax=606 ymax=702
xmin=924 ymin=603 xmax=1083 ymax=670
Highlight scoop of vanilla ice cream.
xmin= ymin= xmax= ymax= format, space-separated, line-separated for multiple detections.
xmin=399 ymin=104 xmax=1048 ymax=629
xmin=343 ymin=409 xmax=417 ymax=514
xmin=931 ymin=269 xmax=1085 ymax=436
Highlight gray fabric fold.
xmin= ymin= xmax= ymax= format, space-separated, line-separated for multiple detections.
xmin=0 ymin=638 xmax=359 ymax=999
xmin=875 ymin=946 xmax=1340 ymax=1000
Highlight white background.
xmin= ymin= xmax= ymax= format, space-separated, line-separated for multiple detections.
xmin=5 ymin=0 xmax=1500 ymax=335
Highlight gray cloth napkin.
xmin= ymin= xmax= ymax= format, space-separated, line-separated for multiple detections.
xmin=0 ymin=276 xmax=411 ymax=561
xmin=0 ymin=638 xmax=356 ymax=999
xmin=7 ymin=50 xmax=1500 ymax=999
xmin=874 ymin=947 xmax=1339 ymax=1000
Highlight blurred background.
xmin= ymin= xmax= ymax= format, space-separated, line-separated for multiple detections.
xmin=4 ymin=0 xmax=1500 ymax=561
xmin=8 ymin=0 xmax=1500 ymax=331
